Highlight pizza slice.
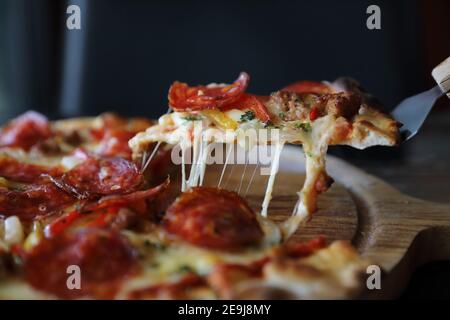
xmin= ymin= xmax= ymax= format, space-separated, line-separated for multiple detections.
xmin=129 ymin=72 xmax=400 ymax=237
xmin=0 ymin=111 xmax=372 ymax=300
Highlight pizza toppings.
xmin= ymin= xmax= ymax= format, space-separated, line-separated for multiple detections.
xmin=163 ymin=187 xmax=263 ymax=251
xmin=0 ymin=111 xmax=52 ymax=151
xmin=0 ymin=156 xmax=63 ymax=183
xmin=24 ymin=228 xmax=138 ymax=299
xmin=0 ymin=78 xmax=392 ymax=300
xmin=169 ymin=72 xmax=249 ymax=111
xmin=267 ymin=91 xmax=361 ymax=124
xmin=81 ymin=178 xmax=169 ymax=214
xmin=93 ymin=113 xmax=153 ymax=159
xmin=0 ymin=181 xmax=75 ymax=221
xmin=225 ymin=93 xmax=271 ymax=123
xmin=282 ymin=80 xmax=332 ymax=95
xmin=43 ymin=210 xmax=82 ymax=238
xmin=55 ymin=156 xmax=142 ymax=199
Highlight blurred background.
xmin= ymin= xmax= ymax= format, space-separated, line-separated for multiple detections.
xmin=0 ymin=0 xmax=449 ymax=120
xmin=0 ymin=0 xmax=449 ymax=298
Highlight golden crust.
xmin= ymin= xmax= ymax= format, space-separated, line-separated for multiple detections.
xmin=343 ymin=105 xmax=400 ymax=149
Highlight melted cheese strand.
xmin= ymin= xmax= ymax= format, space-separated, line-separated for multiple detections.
xmin=244 ymin=163 xmax=259 ymax=197
xmin=141 ymin=141 xmax=162 ymax=173
xmin=217 ymin=144 xmax=233 ymax=188
xmin=180 ymin=145 xmax=188 ymax=192
xmin=281 ymin=116 xmax=336 ymax=238
xmin=261 ymin=142 xmax=285 ymax=217
xmin=187 ymin=127 xmax=201 ymax=188
xmin=223 ymin=144 xmax=236 ymax=189
xmin=199 ymin=141 xmax=209 ymax=186
xmin=236 ymin=151 xmax=249 ymax=195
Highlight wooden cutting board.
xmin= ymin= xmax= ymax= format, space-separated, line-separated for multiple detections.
xmin=202 ymin=145 xmax=450 ymax=298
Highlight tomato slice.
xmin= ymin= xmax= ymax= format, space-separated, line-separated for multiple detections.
xmin=168 ymin=72 xmax=249 ymax=111
xmin=282 ymin=81 xmax=332 ymax=95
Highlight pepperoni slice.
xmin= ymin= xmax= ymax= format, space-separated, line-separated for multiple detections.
xmin=0 ymin=181 xmax=75 ymax=221
xmin=57 ymin=156 xmax=142 ymax=198
xmin=92 ymin=113 xmax=153 ymax=159
xmin=281 ymin=81 xmax=332 ymax=95
xmin=168 ymin=72 xmax=249 ymax=111
xmin=81 ymin=178 xmax=169 ymax=214
xmin=0 ymin=157 xmax=63 ymax=183
xmin=97 ymin=129 xmax=136 ymax=159
xmin=0 ymin=111 xmax=52 ymax=151
xmin=24 ymin=228 xmax=138 ymax=299
xmin=163 ymin=187 xmax=263 ymax=251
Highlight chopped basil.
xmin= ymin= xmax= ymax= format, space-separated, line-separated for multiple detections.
xmin=305 ymin=151 xmax=314 ymax=158
xmin=239 ymin=110 xmax=255 ymax=122
xmin=295 ymin=122 xmax=312 ymax=133
xmin=278 ymin=112 xmax=286 ymax=120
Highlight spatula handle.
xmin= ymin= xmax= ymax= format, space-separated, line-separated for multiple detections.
xmin=432 ymin=56 xmax=450 ymax=98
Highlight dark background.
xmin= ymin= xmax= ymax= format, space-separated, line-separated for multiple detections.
xmin=1 ymin=0 xmax=449 ymax=121
xmin=0 ymin=0 xmax=449 ymax=298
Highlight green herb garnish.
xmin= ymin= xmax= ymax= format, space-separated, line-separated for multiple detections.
xmin=278 ymin=112 xmax=286 ymax=120
xmin=295 ymin=122 xmax=312 ymax=132
xmin=264 ymin=121 xmax=282 ymax=129
xmin=239 ymin=110 xmax=256 ymax=123
xmin=178 ymin=265 xmax=195 ymax=274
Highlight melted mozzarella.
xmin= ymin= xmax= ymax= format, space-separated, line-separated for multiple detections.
xmin=260 ymin=142 xmax=284 ymax=217
xmin=129 ymin=109 xmax=348 ymax=239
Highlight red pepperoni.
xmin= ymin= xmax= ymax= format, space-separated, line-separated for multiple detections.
xmin=282 ymin=81 xmax=332 ymax=95
xmin=25 ymin=228 xmax=138 ymax=299
xmin=97 ymin=129 xmax=136 ymax=159
xmin=92 ymin=113 xmax=153 ymax=159
xmin=56 ymin=156 xmax=142 ymax=198
xmin=0 ymin=181 xmax=75 ymax=221
xmin=0 ymin=157 xmax=64 ymax=183
xmin=0 ymin=111 xmax=52 ymax=151
xmin=163 ymin=187 xmax=263 ymax=251
xmin=81 ymin=178 xmax=169 ymax=214
xmin=168 ymin=72 xmax=249 ymax=111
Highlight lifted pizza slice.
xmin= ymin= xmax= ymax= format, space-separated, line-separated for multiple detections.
xmin=129 ymin=72 xmax=400 ymax=237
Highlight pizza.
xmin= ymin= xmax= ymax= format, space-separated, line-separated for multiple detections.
xmin=130 ymin=72 xmax=400 ymax=237
xmin=0 ymin=72 xmax=400 ymax=300
xmin=0 ymin=108 xmax=375 ymax=300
